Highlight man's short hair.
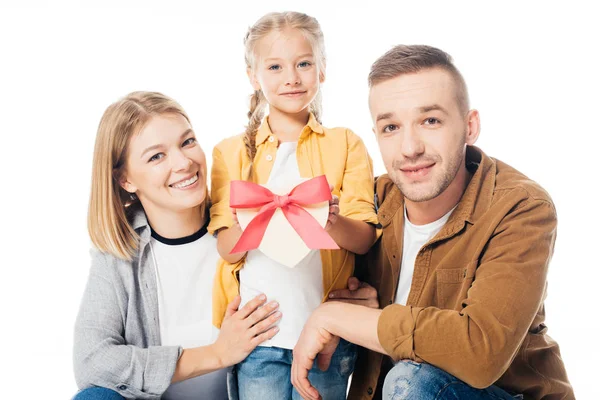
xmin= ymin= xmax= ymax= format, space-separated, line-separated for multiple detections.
xmin=369 ymin=45 xmax=470 ymax=114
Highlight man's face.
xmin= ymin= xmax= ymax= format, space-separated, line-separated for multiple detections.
xmin=369 ymin=68 xmax=477 ymax=202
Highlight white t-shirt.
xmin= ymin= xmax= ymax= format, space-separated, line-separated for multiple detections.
xmin=149 ymin=223 xmax=228 ymax=400
xmin=239 ymin=141 xmax=324 ymax=350
xmin=395 ymin=206 xmax=455 ymax=306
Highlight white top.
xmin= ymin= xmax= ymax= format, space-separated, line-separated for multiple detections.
xmin=149 ymin=224 xmax=229 ymax=400
xmin=395 ymin=206 xmax=455 ymax=306
xmin=239 ymin=141 xmax=324 ymax=350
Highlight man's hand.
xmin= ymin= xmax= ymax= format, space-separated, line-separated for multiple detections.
xmin=327 ymin=277 xmax=379 ymax=309
xmin=292 ymin=309 xmax=340 ymax=400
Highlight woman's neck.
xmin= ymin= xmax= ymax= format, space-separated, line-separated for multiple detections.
xmin=143 ymin=204 xmax=205 ymax=239
xmin=267 ymin=107 xmax=310 ymax=142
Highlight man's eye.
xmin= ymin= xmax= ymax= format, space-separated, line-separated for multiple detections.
xmin=383 ymin=124 xmax=398 ymax=133
xmin=424 ymin=117 xmax=440 ymax=125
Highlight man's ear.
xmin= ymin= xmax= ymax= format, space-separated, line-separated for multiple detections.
xmin=247 ymin=67 xmax=261 ymax=91
xmin=465 ymin=109 xmax=481 ymax=145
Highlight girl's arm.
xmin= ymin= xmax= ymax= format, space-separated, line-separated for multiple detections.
xmin=215 ymin=221 xmax=247 ymax=263
xmin=327 ymin=129 xmax=379 ymax=254
xmin=326 ymin=207 xmax=376 ymax=255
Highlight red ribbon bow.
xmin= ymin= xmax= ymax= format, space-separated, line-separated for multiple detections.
xmin=229 ymin=175 xmax=339 ymax=254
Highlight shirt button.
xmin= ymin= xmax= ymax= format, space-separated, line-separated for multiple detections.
xmin=266 ymin=154 xmax=273 ymax=161
xmin=118 ymin=384 xmax=128 ymax=391
xmin=268 ymin=135 xmax=275 ymax=142
xmin=367 ymin=387 xmax=373 ymax=395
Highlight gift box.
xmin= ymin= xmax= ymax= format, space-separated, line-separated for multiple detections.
xmin=230 ymin=175 xmax=339 ymax=267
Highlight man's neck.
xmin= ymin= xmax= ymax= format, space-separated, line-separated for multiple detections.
xmin=267 ymin=108 xmax=310 ymax=142
xmin=142 ymin=202 xmax=204 ymax=239
xmin=405 ymin=166 xmax=471 ymax=226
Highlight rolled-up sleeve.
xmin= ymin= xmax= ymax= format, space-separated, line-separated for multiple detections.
xmin=208 ymin=146 xmax=234 ymax=235
xmin=377 ymin=197 xmax=557 ymax=388
xmin=73 ymin=252 xmax=181 ymax=399
xmin=339 ymin=129 xmax=378 ymax=226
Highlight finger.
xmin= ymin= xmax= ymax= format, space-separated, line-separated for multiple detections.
xmin=292 ymin=358 xmax=320 ymax=400
xmin=236 ymin=294 xmax=266 ymax=320
xmin=250 ymin=310 xmax=282 ymax=336
xmin=225 ymin=295 xmax=241 ymax=318
xmin=327 ymin=298 xmax=378 ymax=307
xmin=347 ymin=277 xmax=360 ymax=291
xmin=328 ymin=205 xmax=340 ymax=214
xmin=250 ymin=325 xmax=280 ymax=347
xmin=246 ymin=300 xmax=279 ymax=328
xmin=316 ymin=352 xmax=333 ymax=372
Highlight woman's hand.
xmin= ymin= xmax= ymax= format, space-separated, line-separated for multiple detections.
xmin=213 ymin=294 xmax=281 ymax=367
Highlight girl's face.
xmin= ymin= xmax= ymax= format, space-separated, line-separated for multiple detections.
xmin=120 ymin=113 xmax=207 ymax=215
xmin=249 ymin=28 xmax=323 ymax=117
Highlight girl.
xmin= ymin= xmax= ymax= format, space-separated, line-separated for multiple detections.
xmin=209 ymin=12 xmax=379 ymax=399
xmin=73 ymin=92 xmax=281 ymax=400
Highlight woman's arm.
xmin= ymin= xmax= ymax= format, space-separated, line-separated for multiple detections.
xmin=172 ymin=294 xmax=281 ymax=382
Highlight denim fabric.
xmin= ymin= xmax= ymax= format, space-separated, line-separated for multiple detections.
xmin=73 ymin=387 xmax=126 ymax=400
xmin=383 ymin=361 xmax=523 ymax=400
xmin=235 ymin=339 xmax=357 ymax=400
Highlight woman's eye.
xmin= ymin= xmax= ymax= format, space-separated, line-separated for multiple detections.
xmin=148 ymin=153 xmax=164 ymax=162
xmin=182 ymin=137 xmax=196 ymax=147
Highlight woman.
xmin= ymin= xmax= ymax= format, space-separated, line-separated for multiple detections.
xmin=73 ymin=92 xmax=281 ymax=399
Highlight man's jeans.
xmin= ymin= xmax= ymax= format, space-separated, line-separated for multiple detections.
xmin=383 ymin=361 xmax=523 ymax=399
xmin=72 ymin=387 xmax=125 ymax=400
xmin=235 ymin=339 xmax=356 ymax=400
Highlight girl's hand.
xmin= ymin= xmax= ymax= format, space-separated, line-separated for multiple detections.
xmin=213 ymin=294 xmax=281 ymax=367
xmin=230 ymin=207 xmax=240 ymax=226
xmin=326 ymin=194 xmax=340 ymax=230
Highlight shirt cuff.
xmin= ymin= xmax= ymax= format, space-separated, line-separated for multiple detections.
xmin=377 ymin=304 xmax=424 ymax=361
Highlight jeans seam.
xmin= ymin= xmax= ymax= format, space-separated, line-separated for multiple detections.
xmin=435 ymin=382 xmax=513 ymax=400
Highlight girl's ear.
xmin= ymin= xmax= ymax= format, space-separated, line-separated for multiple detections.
xmin=319 ymin=63 xmax=326 ymax=84
xmin=247 ymin=67 xmax=261 ymax=91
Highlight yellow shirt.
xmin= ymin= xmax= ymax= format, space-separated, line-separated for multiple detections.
xmin=208 ymin=114 xmax=378 ymax=327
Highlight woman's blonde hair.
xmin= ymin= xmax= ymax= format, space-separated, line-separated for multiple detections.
xmin=243 ymin=11 xmax=326 ymax=165
xmin=88 ymin=91 xmax=207 ymax=260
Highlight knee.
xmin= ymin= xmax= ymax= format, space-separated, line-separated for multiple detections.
xmin=382 ymin=361 xmax=450 ymax=399
xmin=73 ymin=387 xmax=125 ymax=400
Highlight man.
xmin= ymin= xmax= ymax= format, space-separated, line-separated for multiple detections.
xmin=291 ymin=45 xmax=574 ymax=399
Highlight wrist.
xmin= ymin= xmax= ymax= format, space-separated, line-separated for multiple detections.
xmin=208 ymin=343 xmax=227 ymax=370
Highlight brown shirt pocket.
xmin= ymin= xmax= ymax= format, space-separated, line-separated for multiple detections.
xmin=435 ymin=264 xmax=475 ymax=309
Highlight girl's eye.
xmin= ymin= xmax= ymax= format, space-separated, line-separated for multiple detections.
xmin=182 ymin=137 xmax=197 ymax=147
xmin=383 ymin=124 xmax=398 ymax=133
xmin=424 ymin=117 xmax=440 ymax=125
xmin=298 ymin=61 xmax=311 ymax=68
xmin=268 ymin=64 xmax=281 ymax=71
xmin=148 ymin=153 xmax=164 ymax=162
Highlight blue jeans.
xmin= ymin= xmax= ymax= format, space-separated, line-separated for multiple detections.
xmin=73 ymin=387 xmax=125 ymax=400
xmin=383 ymin=361 xmax=522 ymax=399
xmin=235 ymin=339 xmax=357 ymax=400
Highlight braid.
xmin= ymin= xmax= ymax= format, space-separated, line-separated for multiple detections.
xmin=309 ymin=90 xmax=323 ymax=123
xmin=243 ymin=89 xmax=266 ymax=163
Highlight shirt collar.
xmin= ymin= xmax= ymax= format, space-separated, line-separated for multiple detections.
xmin=255 ymin=112 xmax=324 ymax=146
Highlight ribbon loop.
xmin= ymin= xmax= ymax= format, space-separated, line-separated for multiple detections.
xmin=229 ymin=175 xmax=339 ymax=254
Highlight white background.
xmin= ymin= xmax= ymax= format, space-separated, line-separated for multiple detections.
xmin=1 ymin=1 xmax=598 ymax=398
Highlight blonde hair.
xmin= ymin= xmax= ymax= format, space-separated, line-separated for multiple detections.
xmin=243 ymin=11 xmax=326 ymax=165
xmin=369 ymin=45 xmax=470 ymax=115
xmin=88 ymin=91 xmax=207 ymax=260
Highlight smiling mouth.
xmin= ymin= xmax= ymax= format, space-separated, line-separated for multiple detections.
xmin=400 ymin=163 xmax=435 ymax=176
xmin=280 ymin=91 xmax=306 ymax=96
xmin=169 ymin=173 xmax=198 ymax=189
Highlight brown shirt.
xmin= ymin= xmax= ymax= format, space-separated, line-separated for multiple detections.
xmin=349 ymin=146 xmax=574 ymax=400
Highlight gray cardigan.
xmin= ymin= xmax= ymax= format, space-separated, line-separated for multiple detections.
xmin=73 ymin=209 xmax=182 ymax=399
